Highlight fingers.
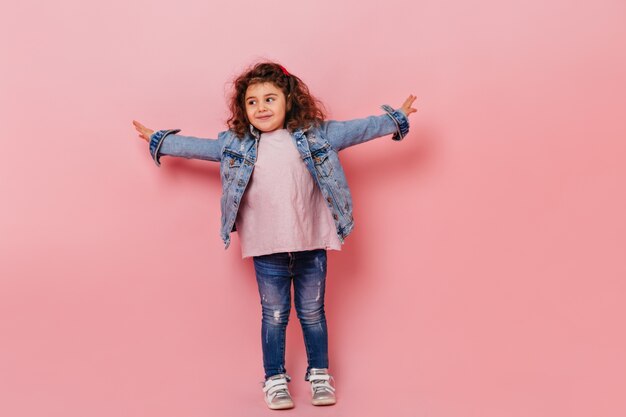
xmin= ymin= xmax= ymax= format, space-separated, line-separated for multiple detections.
xmin=132 ymin=120 xmax=148 ymax=133
xmin=399 ymin=94 xmax=419 ymax=117
xmin=404 ymin=94 xmax=417 ymax=106
xmin=133 ymin=120 xmax=151 ymax=142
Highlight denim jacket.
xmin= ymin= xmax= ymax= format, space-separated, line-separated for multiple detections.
xmin=149 ymin=104 xmax=410 ymax=249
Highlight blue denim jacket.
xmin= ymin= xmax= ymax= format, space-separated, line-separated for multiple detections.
xmin=149 ymin=104 xmax=410 ymax=249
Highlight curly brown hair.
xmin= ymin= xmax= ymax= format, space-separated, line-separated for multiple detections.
xmin=226 ymin=61 xmax=328 ymax=138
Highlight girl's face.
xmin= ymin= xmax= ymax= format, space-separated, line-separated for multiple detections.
xmin=244 ymin=82 xmax=287 ymax=133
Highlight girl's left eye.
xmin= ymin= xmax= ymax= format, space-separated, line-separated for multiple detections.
xmin=266 ymin=97 xmax=274 ymax=102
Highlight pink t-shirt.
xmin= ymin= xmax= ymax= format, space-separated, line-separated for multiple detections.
xmin=234 ymin=128 xmax=342 ymax=259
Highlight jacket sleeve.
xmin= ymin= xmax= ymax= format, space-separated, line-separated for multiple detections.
xmin=148 ymin=129 xmax=225 ymax=167
xmin=320 ymin=104 xmax=410 ymax=152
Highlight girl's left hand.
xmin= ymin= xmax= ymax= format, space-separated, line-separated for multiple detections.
xmin=399 ymin=95 xmax=418 ymax=117
xmin=132 ymin=120 xmax=155 ymax=143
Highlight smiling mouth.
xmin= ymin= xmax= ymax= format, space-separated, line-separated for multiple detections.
xmin=257 ymin=115 xmax=272 ymax=120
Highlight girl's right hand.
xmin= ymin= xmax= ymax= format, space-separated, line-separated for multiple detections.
xmin=132 ymin=120 xmax=155 ymax=143
xmin=399 ymin=95 xmax=418 ymax=117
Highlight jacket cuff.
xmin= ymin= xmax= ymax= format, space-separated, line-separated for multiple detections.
xmin=380 ymin=104 xmax=410 ymax=141
xmin=149 ymin=129 xmax=181 ymax=167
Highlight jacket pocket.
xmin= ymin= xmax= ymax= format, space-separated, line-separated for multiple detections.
xmin=313 ymin=151 xmax=333 ymax=178
xmin=221 ymin=151 xmax=244 ymax=185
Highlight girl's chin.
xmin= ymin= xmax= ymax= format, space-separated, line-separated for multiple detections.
xmin=254 ymin=124 xmax=282 ymax=132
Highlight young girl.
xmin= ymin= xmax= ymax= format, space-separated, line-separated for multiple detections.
xmin=132 ymin=61 xmax=417 ymax=410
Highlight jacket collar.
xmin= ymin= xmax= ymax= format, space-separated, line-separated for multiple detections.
xmin=249 ymin=123 xmax=261 ymax=139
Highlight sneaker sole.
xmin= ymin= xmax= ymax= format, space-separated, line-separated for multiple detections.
xmin=267 ymin=402 xmax=294 ymax=410
xmin=312 ymin=398 xmax=336 ymax=406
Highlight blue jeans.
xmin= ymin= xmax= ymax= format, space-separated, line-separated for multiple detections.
xmin=253 ymin=249 xmax=330 ymax=381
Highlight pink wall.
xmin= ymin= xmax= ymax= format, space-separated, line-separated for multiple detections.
xmin=1 ymin=0 xmax=625 ymax=416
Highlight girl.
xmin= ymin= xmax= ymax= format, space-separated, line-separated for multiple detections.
xmin=132 ymin=61 xmax=417 ymax=410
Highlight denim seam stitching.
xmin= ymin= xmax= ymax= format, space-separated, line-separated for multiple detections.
xmin=380 ymin=104 xmax=409 ymax=141
xmin=149 ymin=128 xmax=181 ymax=167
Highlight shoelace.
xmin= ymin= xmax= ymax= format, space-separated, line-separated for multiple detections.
xmin=308 ymin=374 xmax=336 ymax=394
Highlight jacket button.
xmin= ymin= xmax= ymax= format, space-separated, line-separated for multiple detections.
xmin=229 ymin=159 xmax=234 ymax=166
xmin=327 ymin=197 xmax=332 ymax=203
xmin=333 ymin=213 xmax=338 ymax=220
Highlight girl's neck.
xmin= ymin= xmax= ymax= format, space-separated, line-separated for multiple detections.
xmin=261 ymin=127 xmax=287 ymax=135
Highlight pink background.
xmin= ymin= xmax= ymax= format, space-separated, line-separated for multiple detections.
xmin=1 ymin=0 xmax=625 ymax=416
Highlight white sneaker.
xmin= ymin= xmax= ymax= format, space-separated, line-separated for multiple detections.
xmin=306 ymin=368 xmax=336 ymax=406
xmin=261 ymin=373 xmax=294 ymax=410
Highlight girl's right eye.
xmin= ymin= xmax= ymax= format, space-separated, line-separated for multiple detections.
xmin=247 ymin=100 xmax=255 ymax=105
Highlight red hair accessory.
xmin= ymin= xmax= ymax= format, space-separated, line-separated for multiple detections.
xmin=278 ymin=65 xmax=290 ymax=76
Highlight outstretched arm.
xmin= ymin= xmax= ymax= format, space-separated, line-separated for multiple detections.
xmin=132 ymin=120 xmax=224 ymax=167
xmin=321 ymin=95 xmax=417 ymax=152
